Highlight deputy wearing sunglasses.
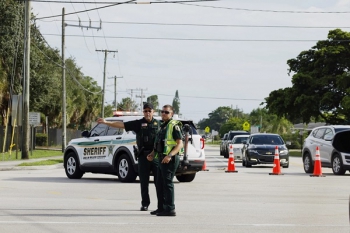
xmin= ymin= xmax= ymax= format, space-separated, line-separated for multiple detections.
xmin=97 ymin=103 xmax=162 ymax=213
xmin=147 ymin=104 xmax=183 ymax=216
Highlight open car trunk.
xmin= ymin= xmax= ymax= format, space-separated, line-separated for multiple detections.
xmin=332 ymin=130 xmax=350 ymax=153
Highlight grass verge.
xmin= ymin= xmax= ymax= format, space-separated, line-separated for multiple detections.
xmin=1 ymin=150 xmax=63 ymax=161
xmin=18 ymin=159 xmax=63 ymax=166
xmin=289 ymin=151 xmax=302 ymax=157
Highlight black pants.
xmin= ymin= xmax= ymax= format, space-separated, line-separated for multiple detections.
xmin=138 ymin=151 xmax=163 ymax=210
xmin=157 ymin=154 xmax=179 ymax=211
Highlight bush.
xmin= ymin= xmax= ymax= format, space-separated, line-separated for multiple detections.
xmin=36 ymin=133 xmax=48 ymax=146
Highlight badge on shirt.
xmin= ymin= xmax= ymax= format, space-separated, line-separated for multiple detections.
xmin=154 ymin=122 xmax=158 ymax=126
xmin=142 ymin=123 xmax=147 ymax=127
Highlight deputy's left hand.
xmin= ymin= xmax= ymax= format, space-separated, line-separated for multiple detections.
xmin=161 ymin=156 xmax=171 ymax=164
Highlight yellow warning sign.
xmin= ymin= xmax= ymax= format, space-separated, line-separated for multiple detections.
xmin=242 ymin=121 xmax=250 ymax=131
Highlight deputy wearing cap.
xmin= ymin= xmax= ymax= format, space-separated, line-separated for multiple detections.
xmin=97 ymin=103 xmax=162 ymax=213
xmin=147 ymin=104 xmax=183 ymax=216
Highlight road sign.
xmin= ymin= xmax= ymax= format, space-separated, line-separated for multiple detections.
xmin=29 ymin=112 xmax=41 ymax=126
xmin=205 ymin=126 xmax=210 ymax=133
xmin=242 ymin=121 xmax=250 ymax=131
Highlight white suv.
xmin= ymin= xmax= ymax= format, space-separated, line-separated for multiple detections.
xmin=64 ymin=115 xmax=205 ymax=182
xmin=302 ymin=125 xmax=350 ymax=175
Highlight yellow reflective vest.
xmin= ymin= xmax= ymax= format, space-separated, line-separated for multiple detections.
xmin=162 ymin=120 xmax=184 ymax=155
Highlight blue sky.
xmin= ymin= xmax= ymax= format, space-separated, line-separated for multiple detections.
xmin=31 ymin=0 xmax=350 ymax=122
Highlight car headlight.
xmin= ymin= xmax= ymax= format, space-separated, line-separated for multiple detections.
xmin=279 ymin=150 xmax=288 ymax=155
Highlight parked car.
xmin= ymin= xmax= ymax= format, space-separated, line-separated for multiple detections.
xmin=223 ymin=130 xmax=250 ymax=158
xmin=64 ymin=115 xmax=205 ymax=183
xmin=302 ymin=125 xmax=350 ymax=175
xmin=220 ymin=133 xmax=228 ymax=156
xmin=242 ymin=133 xmax=289 ymax=168
xmin=226 ymin=135 xmax=249 ymax=161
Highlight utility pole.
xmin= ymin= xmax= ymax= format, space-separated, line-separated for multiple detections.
xmin=96 ymin=49 xmax=118 ymax=118
xmin=108 ymin=76 xmax=123 ymax=110
xmin=22 ymin=0 xmax=31 ymax=159
xmin=61 ymin=8 xmax=66 ymax=153
xmin=127 ymin=88 xmax=138 ymax=111
xmin=61 ymin=8 xmax=101 ymax=151
xmin=136 ymin=88 xmax=147 ymax=111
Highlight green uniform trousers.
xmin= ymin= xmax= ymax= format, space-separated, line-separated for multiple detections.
xmin=157 ymin=154 xmax=180 ymax=211
xmin=138 ymin=151 xmax=163 ymax=210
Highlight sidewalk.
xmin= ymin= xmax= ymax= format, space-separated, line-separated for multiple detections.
xmin=0 ymin=155 xmax=63 ymax=171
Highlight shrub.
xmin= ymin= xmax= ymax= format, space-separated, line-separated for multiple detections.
xmin=36 ymin=133 xmax=48 ymax=146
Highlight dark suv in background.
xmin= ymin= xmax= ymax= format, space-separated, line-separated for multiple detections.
xmin=223 ymin=131 xmax=250 ymax=158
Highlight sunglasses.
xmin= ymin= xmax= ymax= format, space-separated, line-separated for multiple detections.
xmin=161 ymin=110 xmax=171 ymax=114
xmin=143 ymin=110 xmax=152 ymax=113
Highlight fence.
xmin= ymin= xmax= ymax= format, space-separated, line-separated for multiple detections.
xmin=0 ymin=126 xmax=82 ymax=152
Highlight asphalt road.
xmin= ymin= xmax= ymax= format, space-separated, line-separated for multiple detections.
xmin=0 ymin=145 xmax=349 ymax=233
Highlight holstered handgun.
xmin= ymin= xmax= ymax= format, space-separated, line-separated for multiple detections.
xmin=133 ymin=145 xmax=144 ymax=161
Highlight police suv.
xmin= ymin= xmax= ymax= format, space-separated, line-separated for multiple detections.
xmin=63 ymin=114 xmax=205 ymax=183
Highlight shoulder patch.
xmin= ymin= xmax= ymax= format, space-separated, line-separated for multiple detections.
xmin=175 ymin=125 xmax=180 ymax=131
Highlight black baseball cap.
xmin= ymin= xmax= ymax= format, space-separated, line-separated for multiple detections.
xmin=143 ymin=103 xmax=154 ymax=110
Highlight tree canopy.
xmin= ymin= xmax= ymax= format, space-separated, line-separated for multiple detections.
xmin=0 ymin=0 xmax=103 ymax=129
xmin=265 ymin=29 xmax=350 ymax=124
xmin=172 ymin=90 xmax=180 ymax=114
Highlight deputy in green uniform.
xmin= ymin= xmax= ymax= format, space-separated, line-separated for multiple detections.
xmin=147 ymin=104 xmax=183 ymax=217
xmin=97 ymin=103 xmax=162 ymax=212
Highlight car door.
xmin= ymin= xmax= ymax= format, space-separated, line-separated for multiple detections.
xmin=319 ymin=128 xmax=334 ymax=164
xmin=102 ymin=125 xmax=125 ymax=166
xmin=311 ymin=128 xmax=326 ymax=160
xmin=78 ymin=123 xmax=110 ymax=167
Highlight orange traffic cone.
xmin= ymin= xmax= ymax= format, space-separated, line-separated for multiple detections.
xmin=225 ymin=144 xmax=238 ymax=173
xmin=269 ymin=146 xmax=283 ymax=175
xmin=310 ymin=146 xmax=325 ymax=177
xmin=202 ymin=160 xmax=209 ymax=171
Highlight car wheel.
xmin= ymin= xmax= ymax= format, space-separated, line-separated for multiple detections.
xmin=332 ymin=153 xmax=346 ymax=175
xmin=245 ymin=156 xmax=252 ymax=168
xmin=242 ymin=159 xmax=246 ymax=166
xmin=303 ymin=153 xmax=314 ymax=173
xmin=282 ymin=163 xmax=289 ymax=168
xmin=176 ymin=173 xmax=196 ymax=182
xmin=224 ymin=150 xmax=229 ymax=159
xmin=117 ymin=153 xmax=137 ymax=183
xmin=65 ymin=152 xmax=84 ymax=179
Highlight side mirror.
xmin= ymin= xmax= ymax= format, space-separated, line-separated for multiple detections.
xmin=81 ymin=130 xmax=90 ymax=137
xmin=324 ymin=135 xmax=333 ymax=141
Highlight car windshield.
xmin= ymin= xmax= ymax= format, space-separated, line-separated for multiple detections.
xmin=251 ymin=135 xmax=284 ymax=145
xmin=233 ymin=137 xmax=248 ymax=144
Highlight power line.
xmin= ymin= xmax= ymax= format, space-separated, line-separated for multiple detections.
xmin=35 ymin=0 xmax=137 ymax=20
xmin=177 ymin=2 xmax=350 ymax=14
xmin=42 ymin=33 xmax=341 ymax=42
xmin=30 ymin=0 xmax=217 ymax=3
xmin=155 ymin=93 xmax=264 ymax=101
xmin=37 ymin=19 xmax=350 ymax=29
